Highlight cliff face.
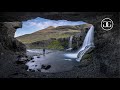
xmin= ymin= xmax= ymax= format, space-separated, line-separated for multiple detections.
xmin=16 ymin=24 xmax=91 ymax=50
xmin=0 ymin=22 xmax=26 ymax=54
xmin=0 ymin=12 xmax=119 ymax=77
xmin=93 ymin=15 xmax=119 ymax=77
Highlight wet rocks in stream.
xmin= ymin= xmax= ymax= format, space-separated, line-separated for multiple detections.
xmin=37 ymin=56 xmax=40 ymax=58
xmin=41 ymin=64 xmax=51 ymax=70
xmin=16 ymin=55 xmax=30 ymax=64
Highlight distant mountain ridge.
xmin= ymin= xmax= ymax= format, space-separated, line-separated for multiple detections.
xmin=16 ymin=24 xmax=91 ymax=45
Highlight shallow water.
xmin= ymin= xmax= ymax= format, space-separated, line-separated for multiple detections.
xmin=26 ymin=26 xmax=95 ymax=73
xmin=26 ymin=49 xmax=79 ymax=73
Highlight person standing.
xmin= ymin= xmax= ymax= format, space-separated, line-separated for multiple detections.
xmin=43 ymin=48 xmax=45 ymax=56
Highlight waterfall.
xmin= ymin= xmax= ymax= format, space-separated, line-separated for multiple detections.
xmin=66 ymin=35 xmax=73 ymax=51
xmin=76 ymin=25 xmax=95 ymax=61
xmin=69 ymin=35 xmax=73 ymax=49
xmin=64 ymin=25 xmax=95 ymax=62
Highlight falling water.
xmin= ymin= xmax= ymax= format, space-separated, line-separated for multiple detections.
xmin=64 ymin=25 xmax=95 ymax=62
xmin=76 ymin=25 xmax=95 ymax=61
xmin=66 ymin=35 xmax=73 ymax=51
xmin=69 ymin=35 xmax=73 ymax=49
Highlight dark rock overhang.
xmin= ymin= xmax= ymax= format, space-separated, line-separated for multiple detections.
xmin=0 ymin=12 xmax=118 ymax=24
xmin=0 ymin=12 xmax=119 ymax=77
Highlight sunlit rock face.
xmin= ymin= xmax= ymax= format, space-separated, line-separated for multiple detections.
xmin=0 ymin=12 xmax=119 ymax=77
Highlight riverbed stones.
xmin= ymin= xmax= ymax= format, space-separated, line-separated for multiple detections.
xmin=41 ymin=64 xmax=51 ymax=70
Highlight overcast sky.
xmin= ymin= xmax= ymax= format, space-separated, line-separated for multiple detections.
xmin=15 ymin=17 xmax=86 ymax=37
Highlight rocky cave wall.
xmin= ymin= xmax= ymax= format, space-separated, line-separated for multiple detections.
xmin=0 ymin=12 xmax=119 ymax=77
xmin=0 ymin=22 xmax=26 ymax=54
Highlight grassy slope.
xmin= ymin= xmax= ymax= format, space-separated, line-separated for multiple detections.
xmin=16 ymin=24 xmax=91 ymax=44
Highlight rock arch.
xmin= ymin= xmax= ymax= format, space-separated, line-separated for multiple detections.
xmin=0 ymin=12 xmax=119 ymax=77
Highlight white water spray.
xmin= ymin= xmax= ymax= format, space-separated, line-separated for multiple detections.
xmin=66 ymin=35 xmax=73 ymax=51
xmin=64 ymin=25 xmax=95 ymax=62
xmin=69 ymin=35 xmax=73 ymax=49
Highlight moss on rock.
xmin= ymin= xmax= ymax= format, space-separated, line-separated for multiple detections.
xmin=47 ymin=40 xmax=64 ymax=50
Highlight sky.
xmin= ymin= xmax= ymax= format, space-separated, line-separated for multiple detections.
xmin=15 ymin=17 xmax=86 ymax=37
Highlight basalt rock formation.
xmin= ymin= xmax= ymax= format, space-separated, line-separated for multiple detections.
xmin=0 ymin=22 xmax=26 ymax=55
xmin=0 ymin=12 xmax=119 ymax=78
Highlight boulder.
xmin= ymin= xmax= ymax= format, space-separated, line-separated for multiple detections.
xmin=41 ymin=64 xmax=51 ymax=70
xmin=0 ymin=22 xmax=26 ymax=55
xmin=16 ymin=55 xmax=28 ymax=64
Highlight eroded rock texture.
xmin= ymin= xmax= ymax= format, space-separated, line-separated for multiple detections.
xmin=0 ymin=22 xmax=26 ymax=54
xmin=0 ymin=12 xmax=119 ymax=78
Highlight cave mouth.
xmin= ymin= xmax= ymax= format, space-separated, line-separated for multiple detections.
xmin=15 ymin=17 xmax=91 ymax=73
xmin=15 ymin=17 xmax=86 ymax=37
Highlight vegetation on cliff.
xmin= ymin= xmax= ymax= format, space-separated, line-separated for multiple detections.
xmin=47 ymin=40 xmax=64 ymax=50
xmin=16 ymin=24 xmax=90 ymax=49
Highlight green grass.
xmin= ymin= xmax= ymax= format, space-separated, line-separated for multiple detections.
xmin=47 ymin=40 xmax=64 ymax=50
xmin=81 ymin=53 xmax=92 ymax=60
xmin=16 ymin=24 xmax=91 ymax=48
xmin=26 ymin=40 xmax=64 ymax=50
xmin=16 ymin=29 xmax=81 ymax=44
xmin=17 ymin=33 xmax=74 ymax=44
